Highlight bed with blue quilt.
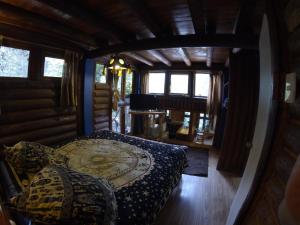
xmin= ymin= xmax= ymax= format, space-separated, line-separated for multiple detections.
xmin=0 ymin=130 xmax=187 ymax=225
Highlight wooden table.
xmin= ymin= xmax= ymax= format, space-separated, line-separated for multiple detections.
xmin=129 ymin=110 xmax=166 ymax=139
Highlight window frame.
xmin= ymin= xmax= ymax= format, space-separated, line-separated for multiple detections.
xmin=147 ymin=71 xmax=166 ymax=95
xmin=193 ymin=72 xmax=211 ymax=99
xmin=94 ymin=62 xmax=107 ymax=84
xmin=42 ymin=52 xmax=65 ymax=80
xmin=169 ymin=72 xmax=191 ymax=96
xmin=0 ymin=42 xmax=31 ymax=80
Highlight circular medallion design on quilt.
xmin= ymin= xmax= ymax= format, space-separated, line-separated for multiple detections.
xmin=56 ymin=139 xmax=155 ymax=189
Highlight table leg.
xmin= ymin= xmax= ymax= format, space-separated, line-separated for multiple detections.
xmin=131 ymin=114 xmax=135 ymax=135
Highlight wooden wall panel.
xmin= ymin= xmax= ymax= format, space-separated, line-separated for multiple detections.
xmin=217 ymin=50 xmax=259 ymax=175
xmin=93 ymin=83 xmax=111 ymax=132
xmin=0 ymin=80 xmax=78 ymax=146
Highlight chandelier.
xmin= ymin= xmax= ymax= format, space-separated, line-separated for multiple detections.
xmin=103 ymin=55 xmax=131 ymax=77
xmin=103 ymin=55 xmax=132 ymax=111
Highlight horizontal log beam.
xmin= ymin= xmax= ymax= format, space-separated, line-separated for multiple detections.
xmin=93 ymin=104 xmax=110 ymax=110
xmin=0 ymin=123 xmax=76 ymax=145
xmin=0 ymin=108 xmax=76 ymax=125
xmin=0 ymin=89 xmax=55 ymax=100
xmin=94 ymin=116 xmax=110 ymax=124
xmin=137 ymin=62 xmax=225 ymax=72
xmin=88 ymin=34 xmax=259 ymax=58
xmin=0 ymin=99 xmax=56 ymax=113
xmin=95 ymin=83 xmax=111 ymax=90
xmin=0 ymin=79 xmax=57 ymax=89
xmin=36 ymin=131 xmax=77 ymax=146
xmin=94 ymin=109 xmax=110 ymax=117
xmin=93 ymin=90 xmax=111 ymax=97
xmin=94 ymin=97 xmax=110 ymax=104
xmin=0 ymin=115 xmax=76 ymax=136
xmin=94 ymin=122 xmax=109 ymax=130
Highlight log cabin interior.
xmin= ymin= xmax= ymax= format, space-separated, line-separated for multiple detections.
xmin=0 ymin=0 xmax=300 ymax=225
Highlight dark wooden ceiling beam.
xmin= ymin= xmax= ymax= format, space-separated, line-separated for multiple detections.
xmin=124 ymin=0 xmax=172 ymax=37
xmin=177 ymin=48 xmax=191 ymax=66
xmin=224 ymin=0 xmax=259 ymax=66
xmin=121 ymin=52 xmax=154 ymax=66
xmin=206 ymin=48 xmax=213 ymax=67
xmin=234 ymin=0 xmax=259 ymax=34
xmin=0 ymin=2 xmax=98 ymax=48
xmin=30 ymin=0 xmax=135 ymax=41
xmin=137 ymin=62 xmax=225 ymax=72
xmin=0 ymin=23 xmax=86 ymax=51
xmin=123 ymin=0 xmax=174 ymax=66
xmin=148 ymin=50 xmax=171 ymax=67
xmin=187 ymin=0 xmax=206 ymax=34
xmin=88 ymin=34 xmax=258 ymax=58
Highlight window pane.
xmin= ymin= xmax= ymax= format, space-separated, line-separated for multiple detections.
xmin=44 ymin=57 xmax=64 ymax=77
xmin=170 ymin=74 xmax=189 ymax=94
xmin=148 ymin=72 xmax=165 ymax=94
xmin=95 ymin=63 xmax=106 ymax=83
xmin=195 ymin=73 xmax=210 ymax=97
xmin=125 ymin=72 xmax=133 ymax=96
xmin=0 ymin=46 xmax=29 ymax=78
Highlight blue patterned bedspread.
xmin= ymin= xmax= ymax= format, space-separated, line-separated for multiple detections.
xmin=89 ymin=130 xmax=187 ymax=225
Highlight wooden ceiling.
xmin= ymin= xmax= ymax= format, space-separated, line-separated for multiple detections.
xmin=0 ymin=0 xmax=263 ymax=69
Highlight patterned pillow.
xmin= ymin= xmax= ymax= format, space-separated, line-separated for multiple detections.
xmin=9 ymin=165 xmax=117 ymax=225
xmin=3 ymin=141 xmax=67 ymax=178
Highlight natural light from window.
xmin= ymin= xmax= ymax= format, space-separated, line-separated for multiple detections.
xmin=0 ymin=46 xmax=29 ymax=78
xmin=170 ymin=74 xmax=189 ymax=94
xmin=44 ymin=57 xmax=65 ymax=77
xmin=148 ymin=72 xmax=165 ymax=94
xmin=195 ymin=73 xmax=210 ymax=97
xmin=95 ymin=63 xmax=106 ymax=83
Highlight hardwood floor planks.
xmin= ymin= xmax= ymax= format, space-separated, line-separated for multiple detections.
xmin=155 ymin=149 xmax=240 ymax=225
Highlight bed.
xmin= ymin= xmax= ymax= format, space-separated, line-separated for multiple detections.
xmin=0 ymin=130 xmax=187 ymax=225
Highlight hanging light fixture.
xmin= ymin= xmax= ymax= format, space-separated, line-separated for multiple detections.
xmin=102 ymin=55 xmax=131 ymax=77
xmin=102 ymin=55 xmax=132 ymax=111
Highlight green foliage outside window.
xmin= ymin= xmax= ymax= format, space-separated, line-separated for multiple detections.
xmin=0 ymin=46 xmax=29 ymax=78
xmin=95 ymin=63 xmax=106 ymax=83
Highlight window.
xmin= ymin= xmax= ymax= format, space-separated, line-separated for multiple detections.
xmin=0 ymin=46 xmax=30 ymax=78
xmin=170 ymin=74 xmax=189 ymax=94
xmin=194 ymin=73 xmax=210 ymax=97
xmin=148 ymin=72 xmax=165 ymax=94
xmin=95 ymin=63 xmax=106 ymax=83
xmin=125 ymin=72 xmax=133 ymax=96
xmin=44 ymin=57 xmax=65 ymax=77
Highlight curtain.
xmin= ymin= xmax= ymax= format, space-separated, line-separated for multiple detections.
xmin=207 ymin=73 xmax=222 ymax=130
xmin=141 ymin=72 xmax=149 ymax=94
xmin=60 ymin=50 xmax=82 ymax=108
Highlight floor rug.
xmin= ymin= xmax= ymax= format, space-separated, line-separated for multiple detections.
xmin=183 ymin=148 xmax=209 ymax=177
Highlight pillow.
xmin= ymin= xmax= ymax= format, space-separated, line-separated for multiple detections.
xmin=3 ymin=141 xmax=67 ymax=178
xmin=9 ymin=165 xmax=117 ymax=225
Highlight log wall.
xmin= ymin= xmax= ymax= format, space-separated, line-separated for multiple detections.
xmin=93 ymin=83 xmax=112 ymax=131
xmin=0 ymin=80 xmax=78 ymax=146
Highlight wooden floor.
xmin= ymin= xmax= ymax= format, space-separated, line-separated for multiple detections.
xmin=155 ymin=149 xmax=241 ymax=225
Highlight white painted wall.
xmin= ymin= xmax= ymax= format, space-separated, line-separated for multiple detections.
xmin=225 ymin=14 xmax=274 ymax=225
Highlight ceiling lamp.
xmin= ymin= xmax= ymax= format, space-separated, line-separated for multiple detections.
xmin=103 ymin=55 xmax=132 ymax=111
xmin=103 ymin=55 xmax=131 ymax=77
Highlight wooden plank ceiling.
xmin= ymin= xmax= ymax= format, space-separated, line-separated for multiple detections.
xmin=0 ymin=0 xmax=262 ymax=68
